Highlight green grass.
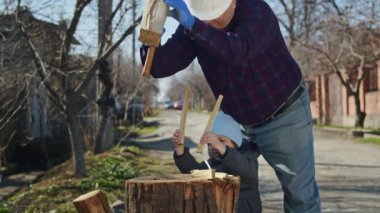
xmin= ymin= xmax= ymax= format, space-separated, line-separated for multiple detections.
xmin=121 ymin=145 xmax=144 ymax=155
xmin=116 ymin=123 xmax=159 ymax=136
xmin=132 ymin=125 xmax=158 ymax=135
xmin=359 ymin=137 xmax=380 ymax=145
xmin=0 ymin=146 xmax=151 ymax=212
xmin=315 ymin=124 xmax=380 ymax=133
xmin=0 ymin=144 xmax=176 ymax=212
xmin=314 ymin=124 xmax=354 ymax=129
xmin=0 ymin=119 xmax=165 ymax=212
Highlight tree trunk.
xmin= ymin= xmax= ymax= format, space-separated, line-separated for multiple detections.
xmin=355 ymin=111 xmax=366 ymax=128
xmin=66 ymin=90 xmax=86 ymax=176
xmin=125 ymin=174 xmax=240 ymax=213
xmin=354 ymin=93 xmax=366 ymax=128
xmin=94 ymin=107 xmax=114 ymax=153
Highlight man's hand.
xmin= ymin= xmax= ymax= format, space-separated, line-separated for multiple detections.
xmin=172 ymin=129 xmax=185 ymax=156
xmin=163 ymin=0 xmax=195 ymax=30
xmin=200 ymin=132 xmax=227 ymax=155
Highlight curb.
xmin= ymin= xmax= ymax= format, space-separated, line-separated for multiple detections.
xmin=313 ymin=127 xmax=380 ymax=139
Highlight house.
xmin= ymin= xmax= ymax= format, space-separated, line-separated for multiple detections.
xmin=307 ymin=60 xmax=380 ymax=128
xmin=0 ymin=7 xmax=80 ymax=168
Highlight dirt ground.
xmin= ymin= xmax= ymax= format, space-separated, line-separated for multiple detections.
xmin=127 ymin=110 xmax=380 ymax=213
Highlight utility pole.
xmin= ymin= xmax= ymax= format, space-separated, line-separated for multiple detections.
xmin=94 ymin=0 xmax=114 ymax=153
xmin=132 ymin=0 xmax=137 ymax=79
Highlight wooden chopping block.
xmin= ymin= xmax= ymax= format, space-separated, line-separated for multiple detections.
xmin=125 ymin=174 xmax=240 ymax=213
xmin=139 ymin=0 xmax=169 ymax=78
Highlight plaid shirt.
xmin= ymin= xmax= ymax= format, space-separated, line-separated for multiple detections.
xmin=141 ymin=0 xmax=302 ymax=125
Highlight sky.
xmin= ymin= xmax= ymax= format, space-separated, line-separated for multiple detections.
xmin=0 ymin=0 xmax=352 ymax=101
xmin=0 ymin=0 xmax=182 ymax=101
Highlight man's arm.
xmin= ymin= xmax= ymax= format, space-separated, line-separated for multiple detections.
xmin=190 ymin=0 xmax=279 ymax=66
xmin=140 ymin=26 xmax=196 ymax=78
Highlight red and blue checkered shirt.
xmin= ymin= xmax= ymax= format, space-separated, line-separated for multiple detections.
xmin=141 ymin=0 xmax=302 ymax=125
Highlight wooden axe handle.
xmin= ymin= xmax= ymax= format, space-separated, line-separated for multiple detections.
xmin=141 ymin=47 xmax=156 ymax=78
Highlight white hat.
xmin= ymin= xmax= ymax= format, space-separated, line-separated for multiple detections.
xmin=184 ymin=0 xmax=233 ymax=21
xmin=211 ymin=111 xmax=243 ymax=147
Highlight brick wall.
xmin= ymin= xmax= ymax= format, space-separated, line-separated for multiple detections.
xmin=309 ymin=60 xmax=380 ymax=128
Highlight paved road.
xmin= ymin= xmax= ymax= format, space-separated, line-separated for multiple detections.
xmin=129 ymin=110 xmax=380 ymax=212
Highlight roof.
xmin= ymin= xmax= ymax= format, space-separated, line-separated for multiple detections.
xmin=0 ymin=7 xmax=80 ymax=73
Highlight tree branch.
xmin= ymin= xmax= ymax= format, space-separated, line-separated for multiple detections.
xmin=16 ymin=18 xmax=65 ymax=112
xmin=98 ymin=0 xmax=126 ymax=55
xmin=325 ymin=0 xmax=344 ymax=16
xmin=347 ymin=36 xmax=365 ymax=92
xmin=77 ymin=16 xmax=141 ymax=94
xmin=59 ymin=0 xmax=92 ymax=67
xmin=297 ymin=40 xmax=352 ymax=93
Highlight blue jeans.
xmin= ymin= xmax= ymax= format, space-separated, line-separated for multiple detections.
xmin=243 ymin=86 xmax=321 ymax=213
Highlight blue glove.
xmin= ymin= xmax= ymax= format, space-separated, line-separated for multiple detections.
xmin=163 ymin=0 xmax=195 ymax=30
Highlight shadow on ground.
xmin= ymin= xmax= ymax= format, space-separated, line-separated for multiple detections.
xmin=125 ymin=136 xmax=197 ymax=151
xmin=142 ymin=120 xmax=160 ymax=128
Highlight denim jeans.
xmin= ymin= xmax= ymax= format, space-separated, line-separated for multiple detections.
xmin=243 ymin=86 xmax=321 ymax=213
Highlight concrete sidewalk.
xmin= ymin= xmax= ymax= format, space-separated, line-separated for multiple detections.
xmin=0 ymin=171 xmax=44 ymax=201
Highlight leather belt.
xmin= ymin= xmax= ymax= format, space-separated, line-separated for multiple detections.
xmin=245 ymin=85 xmax=305 ymax=128
xmin=273 ymin=85 xmax=304 ymax=118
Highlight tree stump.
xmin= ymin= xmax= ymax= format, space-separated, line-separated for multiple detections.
xmin=73 ymin=189 xmax=111 ymax=213
xmin=125 ymin=174 xmax=240 ymax=213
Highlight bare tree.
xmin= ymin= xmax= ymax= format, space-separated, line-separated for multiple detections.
xmin=15 ymin=0 xmax=141 ymax=176
xmin=113 ymin=48 xmax=159 ymax=121
xmin=0 ymin=73 xmax=25 ymax=171
xmin=300 ymin=0 xmax=380 ymax=127
xmin=166 ymin=77 xmax=186 ymax=102
xmin=271 ymin=0 xmax=380 ymax=127
xmin=269 ymin=0 xmax=321 ymax=47
xmin=0 ymin=5 xmax=54 ymax=171
xmin=93 ymin=0 xmax=113 ymax=154
xmin=183 ymin=71 xmax=214 ymax=110
xmin=166 ymin=65 xmax=214 ymax=111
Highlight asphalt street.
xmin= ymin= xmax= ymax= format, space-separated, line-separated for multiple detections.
xmin=130 ymin=110 xmax=380 ymax=213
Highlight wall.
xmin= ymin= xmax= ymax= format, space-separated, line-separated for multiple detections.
xmin=308 ymin=60 xmax=380 ymax=128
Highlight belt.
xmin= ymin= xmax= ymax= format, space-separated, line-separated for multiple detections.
xmin=273 ymin=85 xmax=304 ymax=118
xmin=245 ymin=85 xmax=305 ymax=128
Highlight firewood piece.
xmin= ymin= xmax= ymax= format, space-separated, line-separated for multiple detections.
xmin=125 ymin=174 xmax=240 ymax=213
xmin=73 ymin=189 xmax=111 ymax=213
xmin=179 ymin=86 xmax=190 ymax=144
xmin=189 ymin=169 xmax=233 ymax=179
xmin=197 ymin=95 xmax=224 ymax=153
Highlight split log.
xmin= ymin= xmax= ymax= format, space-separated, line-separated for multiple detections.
xmin=179 ymin=86 xmax=191 ymax=144
xmin=125 ymin=174 xmax=240 ymax=213
xmin=73 ymin=189 xmax=111 ymax=213
xmin=196 ymin=95 xmax=224 ymax=153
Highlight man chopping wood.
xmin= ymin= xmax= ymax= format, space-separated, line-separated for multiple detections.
xmin=140 ymin=0 xmax=321 ymax=212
